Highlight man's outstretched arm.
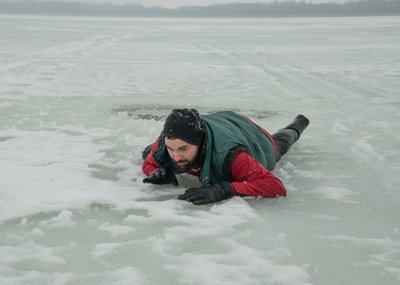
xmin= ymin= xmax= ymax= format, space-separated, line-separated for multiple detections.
xmin=142 ymin=139 xmax=160 ymax=176
xmin=142 ymin=139 xmax=178 ymax=186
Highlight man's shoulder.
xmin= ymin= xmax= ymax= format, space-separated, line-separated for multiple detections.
xmin=202 ymin=110 xmax=239 ymax=118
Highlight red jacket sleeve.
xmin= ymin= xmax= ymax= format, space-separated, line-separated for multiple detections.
xmin=142 ymin=139 xmax=160 ymax=176
xmin=230 ymin=151 xmax=287 ymax=197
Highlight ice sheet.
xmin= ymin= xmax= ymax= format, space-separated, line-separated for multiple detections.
xmin=1 ymin=15 xmax=399 ymax=285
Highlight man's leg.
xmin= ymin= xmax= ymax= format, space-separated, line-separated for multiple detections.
xmin=273 ymin=114 xmax=309 ymax=162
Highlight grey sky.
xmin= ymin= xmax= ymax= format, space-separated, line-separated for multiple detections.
xmin=20 ymin=0 xmax=352 ymax=8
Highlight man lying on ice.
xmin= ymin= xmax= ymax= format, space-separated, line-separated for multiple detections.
xmin=142 ymin=108 xmax=309 ymax=205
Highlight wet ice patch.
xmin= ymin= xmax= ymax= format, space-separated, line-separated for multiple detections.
xmin=350 ymin=139 xmax=384 ymax=166
xmin=313 ymin=185 xmax=357 ymax=203
xmin=320 ymin=234 xmax=400 ymax=280
xmin=332 ymin=121 xmax=349 ymax=135
xmin=313 ymin=214 xmax=341 ymax=221
xmin=94 ymin=266 xmax=148 ymax=285
xmin=322 ymin=235 xmax=398 ymax=248
xmin=0 ymin=270 xmax=74 ymax=285
xmin=386 ymin=267 xmax=400 ymax=281
xmin=92 ymin=242 xmax=124 ymax=259
xmin=98 ymin=222 xmax=134 ymax=237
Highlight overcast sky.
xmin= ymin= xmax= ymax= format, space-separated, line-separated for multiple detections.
xmin=22 ymin=0 xmax=352 ymax=8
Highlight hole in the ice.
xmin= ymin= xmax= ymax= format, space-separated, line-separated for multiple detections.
xmin=112 ymin=104 xmax=278 ymax=121
xmin=0 ymin=136 xmax=15 ymax=142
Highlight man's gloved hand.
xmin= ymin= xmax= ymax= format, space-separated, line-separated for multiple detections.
xmin=178 ymin=183 xmax=234 ymax=205
xmin=143 ymin=168 xmax=178 ymax=186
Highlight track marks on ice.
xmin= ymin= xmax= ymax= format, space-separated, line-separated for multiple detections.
xmin=0 ymin=34 xmax=121 ymax=98
xmin=181 ymin=36 xmax=391 ymax=106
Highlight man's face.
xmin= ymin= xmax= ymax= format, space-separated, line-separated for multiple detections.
xmin=165 ymin=138 xmax=199 ymax=172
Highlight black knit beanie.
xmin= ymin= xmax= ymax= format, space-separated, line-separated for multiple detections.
xmin=162 ymin=109 xmax=204 ymax=145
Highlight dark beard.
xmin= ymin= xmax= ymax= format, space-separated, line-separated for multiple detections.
xmin=172 ymin=150 xmax=200 ymax=174
xmin=172 ymin=159 xmax=196 ymax=174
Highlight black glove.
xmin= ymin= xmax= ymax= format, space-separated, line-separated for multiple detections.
xmin=143 ymin=168 xmax=178 ymax=186
xmin=178 ymin=183 xmax=233 ymax=205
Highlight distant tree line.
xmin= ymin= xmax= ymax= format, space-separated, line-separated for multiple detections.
xmin=1 ymin=0 xmax=400 ymax=17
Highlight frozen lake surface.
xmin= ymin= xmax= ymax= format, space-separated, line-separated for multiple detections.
xmin=1 ymin=15 xmax=400 ymax=285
